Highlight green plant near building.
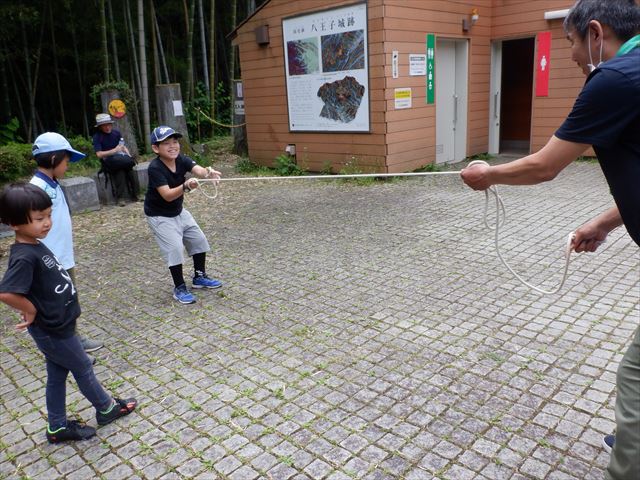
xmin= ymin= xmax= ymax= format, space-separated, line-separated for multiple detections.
xmin=274 ymin=153 xmax=305 ymax=176
xmin=338 ymin=156 xmax=375 ymax=185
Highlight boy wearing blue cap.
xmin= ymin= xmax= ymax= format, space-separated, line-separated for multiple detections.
xmin=29 ymin=132 xmax=103 ymax=352
xmin=144 ymin=126 xmax=223 ymax=304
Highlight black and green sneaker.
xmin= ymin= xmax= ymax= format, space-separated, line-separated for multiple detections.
xmin=46 ymin=421 xmax=96 ymax=443
xmin=96 ymin=397 xmax=137 ymax=426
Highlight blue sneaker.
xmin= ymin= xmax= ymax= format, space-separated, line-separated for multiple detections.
xmin=173 ymin=284 xmax=196 ymax=304
xmin=603 ymin=434 xmax=615 ymax=454
xmin=192 ymin=274 xmax=223 ymax=289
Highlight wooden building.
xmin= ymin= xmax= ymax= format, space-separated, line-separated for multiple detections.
xmin=232 ymin=0 xmax=579 ymax=173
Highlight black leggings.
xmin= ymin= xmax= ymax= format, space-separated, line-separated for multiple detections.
xmin=102 ymin=154 xmax=136 ymax=201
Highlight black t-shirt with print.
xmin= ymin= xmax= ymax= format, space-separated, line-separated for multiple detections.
xmin=0 ymin=242 xmax=80 ymax=337
xmin=555 ymin=48 xmax=640 ymax=246
xmin=143 ymin=154 xmax=196 ymax=217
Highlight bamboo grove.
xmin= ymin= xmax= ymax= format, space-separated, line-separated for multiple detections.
xmin=0 ymin=0 xmax=266 ymax=148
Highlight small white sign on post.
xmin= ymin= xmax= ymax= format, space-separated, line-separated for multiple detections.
xmin=172 ymin=100 xmax=184 ymax=117
xmin=234 ymin=100 xmax=245 ymax=116
xmin=409 ymin=54 xmax=427 ymax=76
xmin=392 ymin=50 xmax=399 ymax=79
xmin=394 ymin=88 xmax=412 ymax=109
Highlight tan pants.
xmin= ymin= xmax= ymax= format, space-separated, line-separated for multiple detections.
xmin=606 ymin=327 xmax=640 ymax=480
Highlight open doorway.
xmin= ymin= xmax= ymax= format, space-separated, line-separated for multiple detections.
xmin=498 ymin=38 xmax=535 ymax=154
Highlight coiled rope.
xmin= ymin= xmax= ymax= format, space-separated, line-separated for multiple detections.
xmin=189 ymin=161 xmax=575 ymax=294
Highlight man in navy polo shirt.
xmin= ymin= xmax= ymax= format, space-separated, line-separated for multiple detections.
xmin=461 ymin=1 xmax=639 ymax=478
xmin=92 ymin=113 xmax=138 ymax=206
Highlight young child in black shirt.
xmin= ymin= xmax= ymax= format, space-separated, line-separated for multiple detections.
xmin=0 ymin=183 xmax=137 ymax=443
xmin=144 ymin=126 xmax=223 ymax=304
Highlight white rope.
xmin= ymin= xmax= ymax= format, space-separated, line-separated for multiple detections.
xmin=189 ymin=161 xmax=575 ymax=294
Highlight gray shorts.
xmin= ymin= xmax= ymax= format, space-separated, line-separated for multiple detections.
xmin=146 ymin=209 xmax=210 ymax=267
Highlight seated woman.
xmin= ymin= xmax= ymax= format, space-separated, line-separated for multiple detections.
xmin=92 ymin=114 xmax=138 ymax=206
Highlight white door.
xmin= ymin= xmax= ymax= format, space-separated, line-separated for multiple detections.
xmin=489 ymin=41 xmax=502 ymax=154
xmin=436 ymin=39 xmax=468 ymax=164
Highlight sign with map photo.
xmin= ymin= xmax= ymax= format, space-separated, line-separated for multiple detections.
xmin=283 ymin=3 xmax=370 ymax=132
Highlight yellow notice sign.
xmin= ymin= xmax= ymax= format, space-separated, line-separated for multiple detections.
xmin=394 ymin=88 xmax=412 ymax=109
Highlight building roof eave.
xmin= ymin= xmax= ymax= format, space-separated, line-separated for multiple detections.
xmin=227 ymin=0 xmax=273 ymax=40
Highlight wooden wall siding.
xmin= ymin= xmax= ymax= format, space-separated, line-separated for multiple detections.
xmin=236 ymin=0 xmax=388 ymax=171
xmin=236 ymin=0 xmax=589 ymax=172
xmin=382 ymin=1 xmax=493 ymax=171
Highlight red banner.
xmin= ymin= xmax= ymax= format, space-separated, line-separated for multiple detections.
xmin=536 ymin=31 xmax=551 ymax=97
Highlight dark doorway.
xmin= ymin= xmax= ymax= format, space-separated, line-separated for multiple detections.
xmin=500 ymin=38 xmax=535 ymax=153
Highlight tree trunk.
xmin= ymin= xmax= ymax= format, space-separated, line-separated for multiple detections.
xmin=0 ymin=55 xmax=11 ymax=123
xmin=124 ymin=0 xmax=142 ymax=98
xmin=229 ymin=0 xmax=237 ymax=93
xmin=138 ymin=0 xmax=151 ymax=151
xmin=185 ymin=0 xmax=196 ymax=102
xmin=197 ymin=0 xmax=209 ymax=94
xmin=151 ymin=1 xmax=170 ymax=84
xmin=67 ymin=5 xmax=89 ymax=137
xmin=5 ymin=54 xmax=28 ymax=137
xmin=20 ymin=20 xmax=36 ymax=140
xmin=107 ymin=0 xmax=121 ymax=81
xmin=100 ymin=0 xmax=110 ymax=81
xmin=128 ymin=60 xmax=144 ymax=138
xmin=209 ymin=0 xmax=215 ymax=119
xmin=155 ymin=84 xmax=191 ymax=152
xmin=49 ymin=0 xmax=67 ymax=134
xmin=100 ymin=89 xmax=139 ymax=155
xmin=150 ymin=0 xmax=160 ymax=87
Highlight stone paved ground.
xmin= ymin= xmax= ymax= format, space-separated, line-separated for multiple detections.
xmin=1 ymin=160 xmax=638 ymax=480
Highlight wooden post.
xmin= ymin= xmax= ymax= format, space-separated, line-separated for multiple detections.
xmin=100 ymin=90 xmax=139 ymax=156
xmin=232 ymin=79 xmax=247 ymax=156
xmin=155 ymin=83 xmax=193 ymax=155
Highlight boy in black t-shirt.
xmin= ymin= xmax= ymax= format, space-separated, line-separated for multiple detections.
xmin=144 ymin=126 xmax=223 ymax=304
xmin=0 ymin=183 xmax=137 ymax=443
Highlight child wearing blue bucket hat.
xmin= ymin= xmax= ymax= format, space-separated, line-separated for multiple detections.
xmin=29 ymin=132 xmax=104 ymax=353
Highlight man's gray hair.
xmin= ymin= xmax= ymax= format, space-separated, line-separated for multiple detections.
xmin=564 ymin=0 xmax=640 ymax=41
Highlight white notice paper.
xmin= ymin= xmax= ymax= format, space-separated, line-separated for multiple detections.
xmin=394 ymin=88 xmax=412 ymax=109
xmin=409 ymin=54 xmax=427 ymax=76
xmin=173 ymin=100 xmax=184 ymax=117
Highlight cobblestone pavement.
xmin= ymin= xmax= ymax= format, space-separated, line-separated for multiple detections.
xmin=1 ymin=160 xmax=638 ymax=480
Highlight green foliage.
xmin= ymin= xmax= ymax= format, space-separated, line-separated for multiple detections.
xmin=274 ymin=154 xmax=305 ymax=176
xmin=90 ymin=81 xmax=137 ymax=114
xmin=320 ymin=161 xmax=333 ymax=175
xmin=413 ymin=162 xmax=443 ymax=173
xmin=185 ymin=82 xmax=233 ymax=142
xmin=235 ymin=158 xmax=259 ymax=174
xmin=66 ymin=136 xmax=101 ymax=175
xmin=0 ymin=143 xmax=36 ymax=184
xmin=0 ymin=118 xmax=23 ymax=146
xmin=338 ymin=156 xmax=374 ymax=185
